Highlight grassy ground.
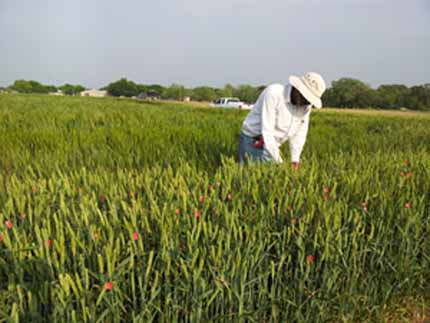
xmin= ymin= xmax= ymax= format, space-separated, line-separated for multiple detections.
xmin=381 ymin=296 xmax=430 ymax=322
xmin=0 ymin=94 xmax=429 ymax=322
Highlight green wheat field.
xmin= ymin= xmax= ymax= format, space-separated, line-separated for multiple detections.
xmin=0 ymin=94 xmax=429 ymax=322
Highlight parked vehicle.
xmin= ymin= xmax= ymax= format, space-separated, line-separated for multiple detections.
xmin=209 ymin=97 xmax=252 ymax=109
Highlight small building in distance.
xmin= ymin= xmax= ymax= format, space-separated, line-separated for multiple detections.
xmin=80 ymin=89 xmax=108 ymax=97
xmin=136 ymin=92 xmax=147 ymax=100
xmin=137 ymin=90 xmax=160 ymax=100
xmin=49 ymin=90 xmax=64 ymax=96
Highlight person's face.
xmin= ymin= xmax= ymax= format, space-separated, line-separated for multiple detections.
xmin=291 ymin=87 xmax=310 ymax=107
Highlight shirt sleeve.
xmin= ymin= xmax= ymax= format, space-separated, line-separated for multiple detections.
xmin=288 ymin=116 xmax=309 ymax=163
xmin=261 ymin=88 xmax=283 ymax=163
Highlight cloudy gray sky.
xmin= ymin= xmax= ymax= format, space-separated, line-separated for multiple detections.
xmin=0 ymin=0 xmax=429 ymax=89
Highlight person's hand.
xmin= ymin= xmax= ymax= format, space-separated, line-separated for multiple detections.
xmin=292 ymin=162 xmax=300 ymax=170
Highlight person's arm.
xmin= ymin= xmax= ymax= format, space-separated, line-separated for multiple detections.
xmin=288 ymin=116 xmax=310 ymax=165
xmin=261 ymin=88 xmax=283 ymax=163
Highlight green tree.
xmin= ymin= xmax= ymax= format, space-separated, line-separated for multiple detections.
xmin=29 ymin=81 xmax=46 ymax=93
xmin=217 ymin=84 xmax=235 ymax=98
xmin=322 ymin=78 xmax=377 ymax=108
xmin=191 ymin=86 xmax=217 ymax=102
xmin=162 ymin=84 xmax=187 ymax=100
xmin=136 ymin=84 xmax=165 ymax=97
xmin=75 ymin=85 xmax=86 ymax=94
xmin=45 ymin=85 xmax=57 ymax=93
xmin=10 ymin=80 xmax=57 ymax=94
xmin=59 ymin=84 xmax=85 ymax=95
xmin=11 ymin=80 xmax=33 ymax=93
xmin=106 ymin=78 xmax=138 ymax=97
xmin=376 ymin=84 xmax=410 ymax=109
xmin=146 ymin=84 xmax=165 ymax=97
xmin=235 ymin=85 xmax=260 ymax=103
xmin=403 ymin=84 xmax=430 ymax=111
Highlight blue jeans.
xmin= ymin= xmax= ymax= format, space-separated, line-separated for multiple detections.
xmin=238 ymin=132 xmax=273 ymax=165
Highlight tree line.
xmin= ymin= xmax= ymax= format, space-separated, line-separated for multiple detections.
xmin=3 ymin=78 xmax=430 ymax=111
xmin=5 ymin=80 xmax=86 ymax=96
xmin=323 ymin=78 xmax=430 ymax=111
xmin=100 ymin=78 xmax=266 ymax=104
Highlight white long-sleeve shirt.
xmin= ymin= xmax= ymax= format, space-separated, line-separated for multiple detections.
xmin=241 ymin=84 xmax=312 ymax=163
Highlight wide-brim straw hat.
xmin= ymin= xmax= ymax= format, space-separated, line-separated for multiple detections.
xmin=289 ymin=72 xmax=326 ymax=109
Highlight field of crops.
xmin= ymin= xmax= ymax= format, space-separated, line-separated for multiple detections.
xmin=0 ymin=94 xmax=429 ymax=322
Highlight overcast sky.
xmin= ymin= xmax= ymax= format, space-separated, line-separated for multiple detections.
xmin=0 ymin=0 xmax=429 ymax=89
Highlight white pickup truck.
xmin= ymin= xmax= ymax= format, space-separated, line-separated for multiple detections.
xmin=209 ymin=97 xmax=252 ymax=110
